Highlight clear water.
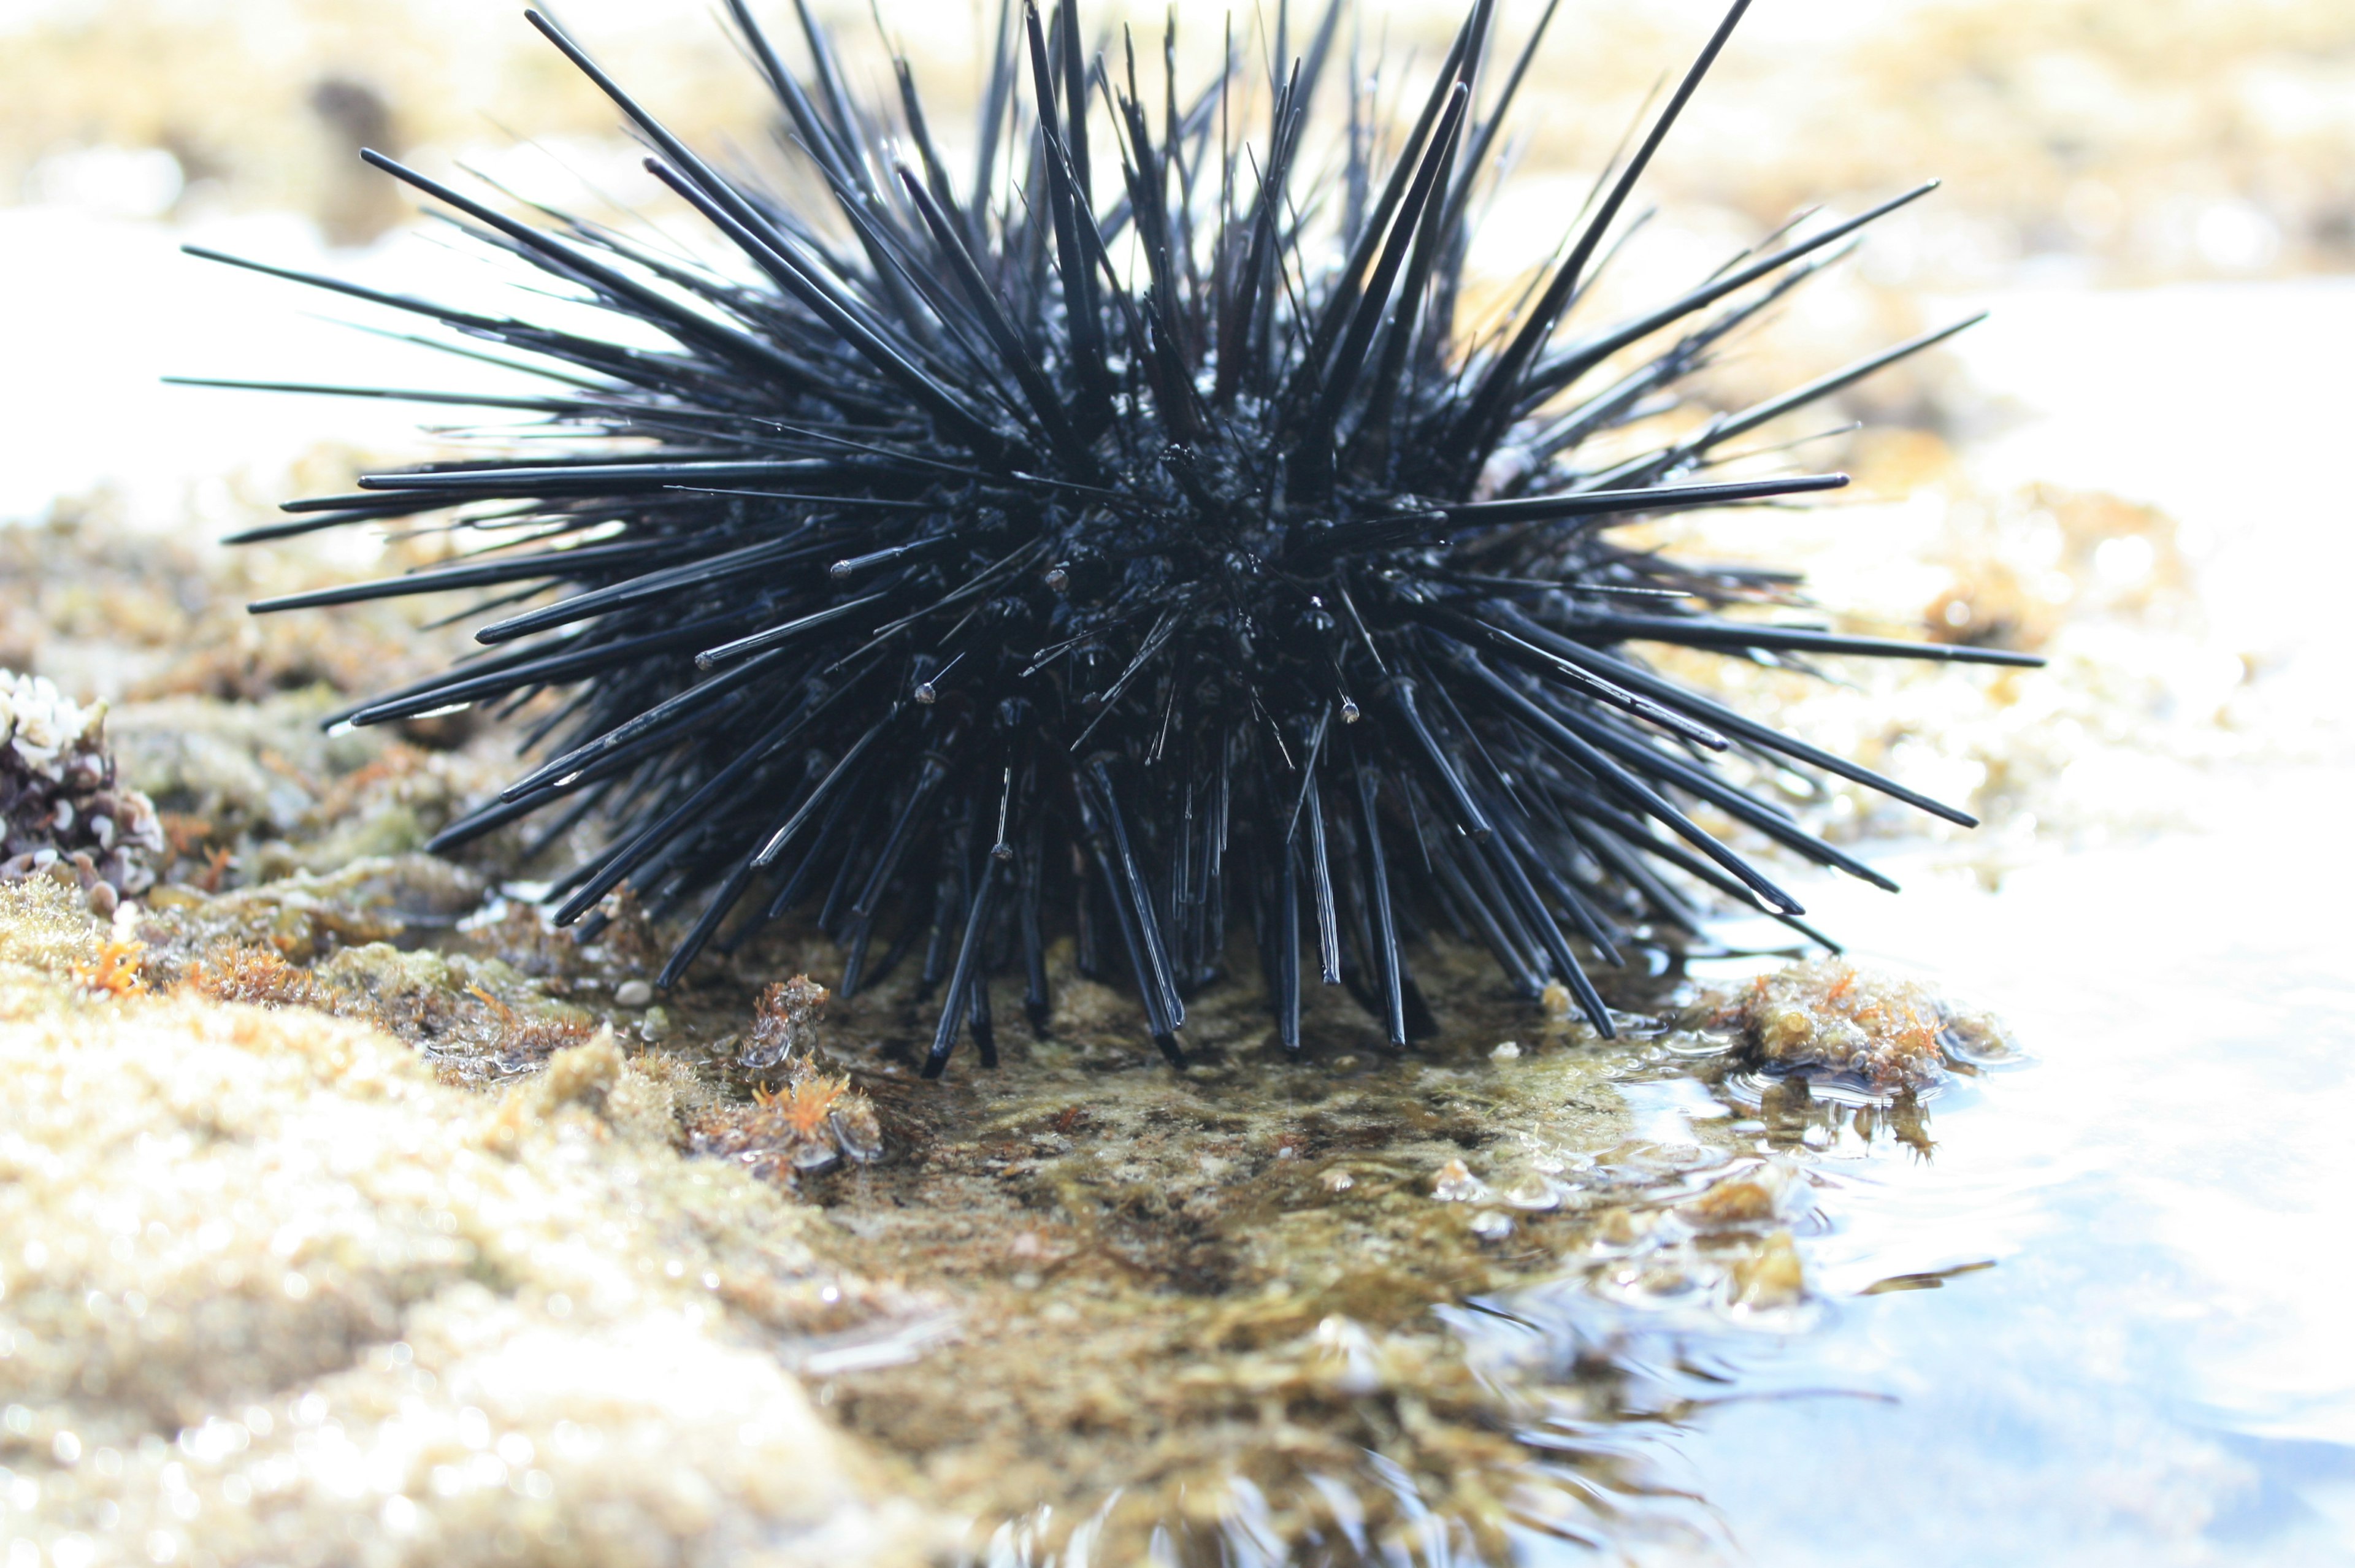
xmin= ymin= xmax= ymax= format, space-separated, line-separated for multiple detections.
xmin=1449 ymin=769 xmax=2355 ymax=1567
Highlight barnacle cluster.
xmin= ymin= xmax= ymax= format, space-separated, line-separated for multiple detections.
xmin=0 ymin=668 xmax=164 ymax=916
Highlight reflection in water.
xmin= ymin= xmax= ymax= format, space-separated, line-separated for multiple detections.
xmin=955 ymin=764 xmax=2355 ymax=1565
xmin=949 ymin=992 xmax=2007 ymax=1567
xmin=1654 ymin=769 xmax=2355 ymax=1567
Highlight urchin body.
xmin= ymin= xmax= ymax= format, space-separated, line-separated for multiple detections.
xmin=187 ymin=0 xmax=2035 ymax=1076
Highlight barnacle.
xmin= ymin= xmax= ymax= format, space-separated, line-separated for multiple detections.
xmin=743 ymin=974 xmax=829 ymax=1072
xmin=0 ymin=668 xmax=164 ymax=916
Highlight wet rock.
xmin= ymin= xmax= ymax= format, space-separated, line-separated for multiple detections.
xmin=1728 ymin=1231 xmax=1808 ymax=1311
xmin=140 ymin=854 xmax=484 ymax=964
xmin=106 ymin=689 xmax=516 ymax=894
xmin=107 ymin=691 xmax=372 ymax=855
xmin=1680 ymin=1175 xmax=1781 ymax=1228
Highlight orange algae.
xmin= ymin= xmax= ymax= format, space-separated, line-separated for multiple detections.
xmin=71 ymin=935 xmax=146 ymax=996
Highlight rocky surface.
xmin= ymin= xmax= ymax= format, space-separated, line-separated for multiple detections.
xmin=0 ymin=806 xmax=2018 ymax=1566
xmin=0 ymin=877 xmax=941 ymax=1568
xmin=0 ymin=484 xmax=2050 ymax=1564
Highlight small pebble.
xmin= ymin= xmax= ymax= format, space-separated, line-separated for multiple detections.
xmin=1502 ymin=1177 xmax=1562 ymax=1212
xmin=1729 ymin=1230 xmax=1807 ymax=1310
xmin=1468 ymin=1210 xmax=1514 ymax=1241
xmin=1682 ymin=1177 xmax=1777 ymax=1228
xmin=614 ymin=979 xmax=654 ymax=1008
xmin=1490 ymin=1040 xmax=1520 ymax=1060
xmin=638 ymin=1006 xmax=672 ymax=1042
xmin=1431 ymin=1159 xmax=1491 ymax=1203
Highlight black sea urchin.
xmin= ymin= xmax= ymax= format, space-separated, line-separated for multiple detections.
xmin=180 ymin=0 xmax=2038 ymax=1076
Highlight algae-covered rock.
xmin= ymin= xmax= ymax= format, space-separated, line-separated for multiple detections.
xmin=0 ymin=874 xmax=118 ymax=984
xmin=142 ymin=854 xmax=485 ymax=961
xmin=106 ymin=691 xmax=521 ymax=896
xmin=0 ymin=811 xmax=2021 ymax=1565
xmin=0 ymin=887 xmax=943 ymax=1568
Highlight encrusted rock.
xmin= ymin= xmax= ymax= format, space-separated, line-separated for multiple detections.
xmin=1680 ymin=960 xmax=2012 ymax=1093
xmin=0 ymin=668 xmax=163 ymax=912
xmin=141 ymin=853 xmax=484 ymax=963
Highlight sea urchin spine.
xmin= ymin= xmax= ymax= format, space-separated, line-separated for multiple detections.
xmin=181 ymin=0 xmax=2039 ymax=1076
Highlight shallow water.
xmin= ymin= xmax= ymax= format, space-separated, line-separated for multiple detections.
xmin=1503 ymin=278 xmax=2355 ymax=1562
xmin=1402 ymin=772 xmax=2351 ymax=1568
xmin=1434 ymin=283 xmax=2355 ymax=1564
xmin=885 ymin=753 xmax=2354 ymax=1566
xmin=1636 ymin=766 xmax=2355 ymax=1566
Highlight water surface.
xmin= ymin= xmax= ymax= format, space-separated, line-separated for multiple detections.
xmin=1507 ymin=767 xmax=2355 ymax=1566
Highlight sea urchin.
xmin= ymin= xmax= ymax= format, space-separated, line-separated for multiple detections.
xmin=180 ymin=0 xmax=2039 ymax=1076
